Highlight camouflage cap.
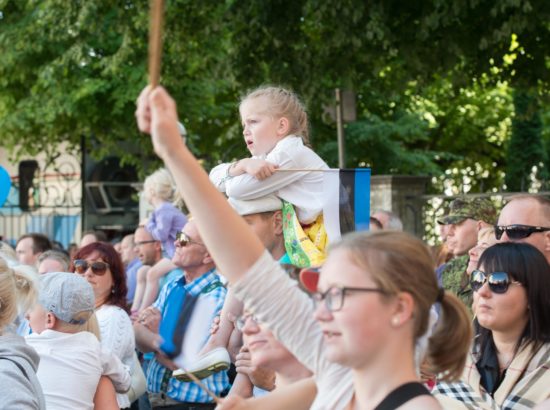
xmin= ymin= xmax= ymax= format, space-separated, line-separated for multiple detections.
xmin=437 ymin=197 xmax=497 ymax=225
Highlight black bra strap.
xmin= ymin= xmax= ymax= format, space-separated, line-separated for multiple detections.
xmin=374 ymin=382 xmax=431 ymax=410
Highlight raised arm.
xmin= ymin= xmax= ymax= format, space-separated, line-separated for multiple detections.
xmin=136 ymin=86 xmax=264 ymax=283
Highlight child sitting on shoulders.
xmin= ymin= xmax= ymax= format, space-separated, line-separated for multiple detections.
xmin=131 ymin=168 xmax=188 ymax=315
xmin=179 ymin=87 xmax=329 ymax=381
xmin=25 ymin=272 xmax=130 ymax=410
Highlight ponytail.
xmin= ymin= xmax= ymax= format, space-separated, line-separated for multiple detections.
xmin=426 ymin=291 xmax=472 ymax=382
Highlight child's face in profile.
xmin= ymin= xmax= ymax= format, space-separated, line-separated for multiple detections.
xmin=26 ymin=303 xmax=48 ymax=334
xmin=240 ymin=96 xmax=286 ymax=156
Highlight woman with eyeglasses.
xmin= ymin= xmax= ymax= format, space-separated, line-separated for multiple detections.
xmin=433 ymin=242 xmax=550 ymax=408
xmin=136 ymin=86 xmax=473 ymax=409
xmin=72 ymin=242 xmax=136 ymax=409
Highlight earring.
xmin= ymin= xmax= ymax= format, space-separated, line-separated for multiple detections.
xmin=391 ymin=316 xmax=400 ymax=327
xmin=111 ymin=287 xmax=115 ymax=294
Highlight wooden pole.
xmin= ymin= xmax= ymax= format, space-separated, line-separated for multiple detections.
xmin=148 ymin=0 xmax=164 ymax=87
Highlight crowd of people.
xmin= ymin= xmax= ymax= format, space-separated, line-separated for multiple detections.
xmin=0 ymin=84 xmax=549 ymax=410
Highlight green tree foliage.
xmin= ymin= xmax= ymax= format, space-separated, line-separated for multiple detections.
xmin=0 ymin=0 xmax=548 ymax=190
xmin=505 ymin=90 xmax=546 ymax=191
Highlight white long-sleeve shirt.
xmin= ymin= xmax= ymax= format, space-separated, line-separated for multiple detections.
xmin=209 ymin=136 xmax=329 ymax=224
xmin=26 ymin=330 xmax=130 ymax=410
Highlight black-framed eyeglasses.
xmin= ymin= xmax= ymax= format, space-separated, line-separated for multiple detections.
xmin=312 ymin=285 xmax=386 ymax=312
xmin=134 ymin=239 xmax=157 ymax=247
xmin=470 ymin=269 xmax=521 ymax=294
xmin=176 ymin=231 xmax=205 ymax=247
xmin=494 ymin=224 xmax=550 ymax=240
xmin=74 ymin=259 xmax=110 ymax=276
xmin=234 ymin=314 xmax=260 ymax=332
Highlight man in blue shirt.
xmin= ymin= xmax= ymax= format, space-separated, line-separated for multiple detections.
xmin=134 ymin=220 xmax=229 ymax=409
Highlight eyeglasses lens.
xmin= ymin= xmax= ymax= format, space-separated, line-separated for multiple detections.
xmin=74 ymin=260 xmax=108 ymax=276
xmin=471 ymin=270 xmax=511 ymax=294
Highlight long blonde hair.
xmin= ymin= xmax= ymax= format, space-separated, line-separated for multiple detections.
xmin=241 ymin=85 xmax=310 ymax=144
xmin=332 ymin=231 xmax=472 ymax=381
xmin=0 ymin=258 xmax=38 ymax=333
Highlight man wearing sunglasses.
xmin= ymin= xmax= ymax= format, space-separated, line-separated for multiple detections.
xmin=134 ymin=220 xmax=229 ymax=409
xmin=497 ymin=194 xmax=550 ymax=263
xmin=436 ymin=197 xmax=497 ymax=307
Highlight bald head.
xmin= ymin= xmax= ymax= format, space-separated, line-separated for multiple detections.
xmin=497 ymin=195 xmax=550 ymax=263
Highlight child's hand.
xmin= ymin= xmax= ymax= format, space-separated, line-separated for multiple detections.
xmin=136 ymin=86 xmax=183 ymax=160
xmin=239 ymin=159 xmax=278 ymax=180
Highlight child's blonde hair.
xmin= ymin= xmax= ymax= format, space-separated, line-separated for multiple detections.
xmin=0 ymin=258 xmax=38 ymax=333
xmin=55 ymin=310 xmax=101 ymax=339
xmin=241 ymin=85 xmax=310 ymax=144
xmin=143 ymin=168 xmax=176 ymax=202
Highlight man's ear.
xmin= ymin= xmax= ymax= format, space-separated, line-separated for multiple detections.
xmin=203 ymin=252 xmax=214 ymax=265
xmin=45 ymin=312 xmax=57 ymax=329
xmin=277 ymin=117 xmax=290 ymax=136
xmin=273 ymin=210 xmax=283 ymax=235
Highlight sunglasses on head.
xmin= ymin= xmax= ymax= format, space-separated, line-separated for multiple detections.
xmin=470 ymin=269 xmax=521 ymax=294
xmin=74 ymin=259 xmax=110 ymax=276
xmin=175 ymin=231 xmax=204 ymax=247
xmin=494 ymin=224 xmax=550 ymax=240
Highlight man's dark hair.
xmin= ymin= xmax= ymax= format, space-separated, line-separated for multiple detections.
xmin=17 ymin=233 xmax=52 ymax=254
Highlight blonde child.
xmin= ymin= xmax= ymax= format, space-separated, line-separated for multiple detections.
xmin=178 ymin=86 xmax=329 ymax=380
xmin=131 ymin=168 xmax=187 ymax=314
xmin=25 ymin=271 xmax=130 ymax=410
xmin=0 ymin=258 xmax=46 ymax=410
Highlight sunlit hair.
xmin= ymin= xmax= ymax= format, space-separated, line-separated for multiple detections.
xmin=241 ymin=85 xmax=310 ymax=144
xmin=144 ymin=168 xmax=176 ymax=203
xmin=37 ymin=249 xmax=70 ymax=272
xmin=0 ymin=241 xmax=17 ymax=262
xmin=477 ymin=226 xmax=495 ymax=243
xmin=331 ymin=230 xmax=472 ymax=381
xmin=11 ymin=264 xmax=39 ymax=317
xmin=71 ymin=242 xmax=128 ymax=311
xmin=0 ymin=259 xmax=18 ymax=332
xmin=477 ymin=242 xmax=550 ymax=352
xmin=55 ymin=310 xmax=101 ymax=340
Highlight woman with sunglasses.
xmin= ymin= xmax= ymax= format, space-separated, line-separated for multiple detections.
xmin=72 ymin=242 xmax=136 ymax=409
xmin=434 ymin=242 xmax=550 ymax=408
xmin=136 ymin=86 xmax=473 ymax=409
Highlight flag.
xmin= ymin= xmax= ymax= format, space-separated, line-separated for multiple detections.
xmin=322 ymin=168 xmax=371 ymax=243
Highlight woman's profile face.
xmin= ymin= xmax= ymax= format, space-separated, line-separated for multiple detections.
xmin=473 ymin=264 xmax=528 ymax=334
xmin=313 ymin=248 xmax=394 ymax=368
xmin=241 ymin=315 xmax=295 ymax=369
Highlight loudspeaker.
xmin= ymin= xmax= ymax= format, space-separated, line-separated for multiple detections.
xmin=18 ymin=160 xmax=39 ymax=211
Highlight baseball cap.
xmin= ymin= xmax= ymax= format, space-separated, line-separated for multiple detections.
xmin=38 ymin=272 xmax=95 ymax=325
xmin=228 ymin=195 xmax=283 ymax=216
xmin=437 ymin=197 xmax=497 ymax=225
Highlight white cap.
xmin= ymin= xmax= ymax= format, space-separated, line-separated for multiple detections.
xmin=228 ymin=195 xmax=283 ymax=216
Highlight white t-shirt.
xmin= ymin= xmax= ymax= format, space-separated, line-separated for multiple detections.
xmin=96 ymin=304 xmax=135 ymax=408
xmin=209 ymin=135 xmax=329 ymax=224
xmin=26 ymin=330 xmax=131 ymax=410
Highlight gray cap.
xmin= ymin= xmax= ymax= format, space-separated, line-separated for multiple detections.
xmin=228 ymin=195 xmax=283 ymax=216
xmin=38 ymin=272 xmax=95 ymax=325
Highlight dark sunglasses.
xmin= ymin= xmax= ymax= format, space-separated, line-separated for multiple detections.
xmin=494 ymin=224 xmax=550 ymax=240
xmin=470 ymin=269 xmax=521 ymax=294
xmin=175 ymin=231 xmax=204 ymax=247
xmin=74 ymin=259 xmax=110 ymax=276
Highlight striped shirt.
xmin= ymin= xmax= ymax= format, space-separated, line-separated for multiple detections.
xmin=147 ymin=269 xmax=229 ymax=403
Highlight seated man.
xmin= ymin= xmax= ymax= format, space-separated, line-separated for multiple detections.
xmin=134 ymin=219 xmax=229 ymax=409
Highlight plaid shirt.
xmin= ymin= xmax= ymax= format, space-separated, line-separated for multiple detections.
xmin=147 ymin=269 xmax=229 ymax=403
xmin=433 ymin=341 xmax=550 ymax=409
